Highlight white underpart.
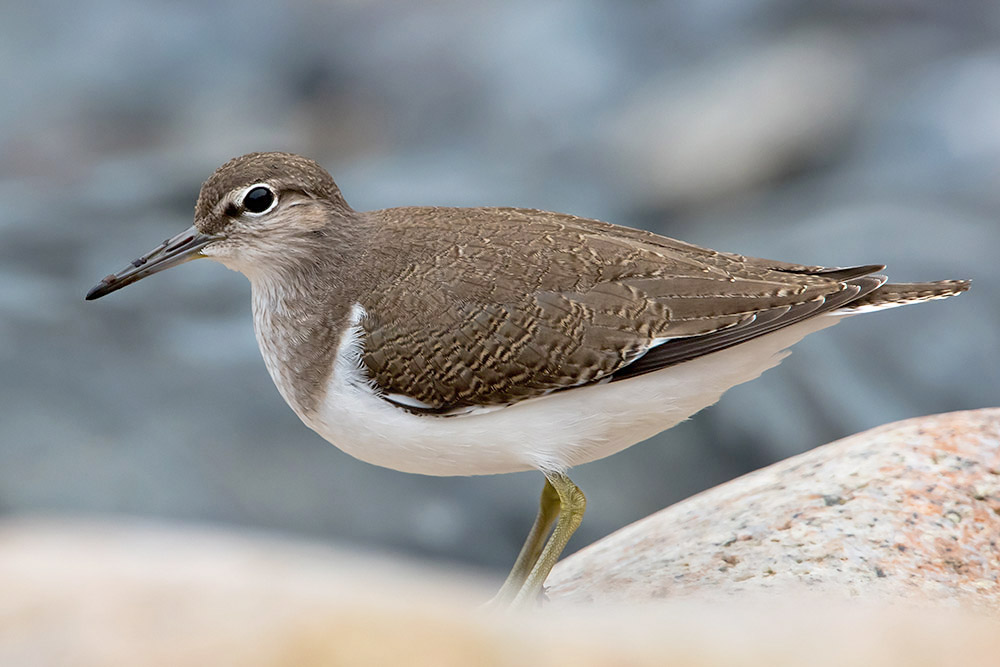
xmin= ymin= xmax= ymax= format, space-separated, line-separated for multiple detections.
xmin=301 ymin=303 xmax=856 ymax=477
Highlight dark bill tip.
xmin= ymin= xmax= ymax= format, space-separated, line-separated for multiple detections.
xmin=85 ymin=277 xmax=118 ymax=300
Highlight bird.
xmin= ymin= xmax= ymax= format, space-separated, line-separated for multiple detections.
xmin=86 ymin=151 xmax=970 ymax=607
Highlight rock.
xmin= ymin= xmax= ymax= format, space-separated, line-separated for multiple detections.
xmin=3 ymin=410 xmax=999 ymax=665
xmin=2 ymin=515 xmax=1000 ymax=665
xmin=0 ymin=518 xmax=489 ymax=667
xmin=548 ymin=409 xmax=1000 ymax=608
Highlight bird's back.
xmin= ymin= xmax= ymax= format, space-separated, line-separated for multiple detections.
xmin=351 ymin=206 xmax=968 ymax=414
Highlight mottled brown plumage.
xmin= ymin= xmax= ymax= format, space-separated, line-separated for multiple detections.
xmin=183 ymin=153 xmax=969 ymax=416
xmin=357 ymin=207 xmax=875 ymax=411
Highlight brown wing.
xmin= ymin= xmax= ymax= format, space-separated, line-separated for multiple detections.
xmin=356 ymin=206 xmax=886 ymax=413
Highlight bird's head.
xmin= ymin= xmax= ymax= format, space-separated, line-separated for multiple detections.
xmin=86 ymin=152 xmax=353 ymax=300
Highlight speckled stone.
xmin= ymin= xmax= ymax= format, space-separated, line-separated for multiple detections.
xmin=548 ymin=409 xmax=1000 ymax=608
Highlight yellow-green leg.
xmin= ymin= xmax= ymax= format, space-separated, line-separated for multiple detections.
xmin=490 ymin=478 xmax=561 ymax=606
xmin=500 ymin=472 xmax=586 ymax=609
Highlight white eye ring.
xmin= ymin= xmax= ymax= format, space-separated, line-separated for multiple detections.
xmin=239 ymin=183 xmax=278 ymax=216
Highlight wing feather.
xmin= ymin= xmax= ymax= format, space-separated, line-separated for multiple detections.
xmin=357 ymin=207 xmax=894 ymax=413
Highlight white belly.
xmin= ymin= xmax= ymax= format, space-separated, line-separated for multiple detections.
xmin=298 ymin=306 xmax=845 ymax=477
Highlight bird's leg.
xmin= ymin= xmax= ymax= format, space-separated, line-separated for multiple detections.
xmin=490 ymin=478 xmax=560 ymax=606
xmin=509 ymin=471 xmax=586 ymax=608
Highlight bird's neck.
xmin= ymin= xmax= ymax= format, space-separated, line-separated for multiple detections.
xmin=248 ymin=253 xmax=362 ymax=423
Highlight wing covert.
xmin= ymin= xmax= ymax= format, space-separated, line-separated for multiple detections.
xmin=354 ymin=206 xmax=884 ymax=413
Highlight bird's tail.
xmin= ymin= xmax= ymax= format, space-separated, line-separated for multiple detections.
xmin=834 ymin=279 xmax=971 ymax=314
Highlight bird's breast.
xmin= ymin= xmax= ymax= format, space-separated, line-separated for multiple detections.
xmin=249 ymin=285 xmax=347 ymax=424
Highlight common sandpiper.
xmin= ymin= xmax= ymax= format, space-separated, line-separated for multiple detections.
xmin=86 ymin=152 xmax=970 ymax=607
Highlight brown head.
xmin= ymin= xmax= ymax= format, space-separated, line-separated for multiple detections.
xmin=86 ymin=152 xmax=357 ymax=299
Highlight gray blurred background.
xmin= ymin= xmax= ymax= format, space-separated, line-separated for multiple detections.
xmin=3 ymin=1 xmax=998 ymax=577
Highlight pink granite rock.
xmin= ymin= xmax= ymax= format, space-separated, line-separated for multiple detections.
xmin=548 ymin=409 xmax=1000 ymax=608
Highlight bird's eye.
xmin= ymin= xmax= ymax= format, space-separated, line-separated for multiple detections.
xmin=242 ymin=185 xmax=276 ymax=214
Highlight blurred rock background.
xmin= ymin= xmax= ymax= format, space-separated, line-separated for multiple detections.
xmin=1 ymin=0 xmax=997 ymax=576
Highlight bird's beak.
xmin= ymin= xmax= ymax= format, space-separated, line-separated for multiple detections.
xmin=86 ymin=225 xmax=221 ymax=300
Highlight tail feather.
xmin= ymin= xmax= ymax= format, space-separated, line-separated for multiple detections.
xmin=835 ymin=279 xmax=971 ymax=314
